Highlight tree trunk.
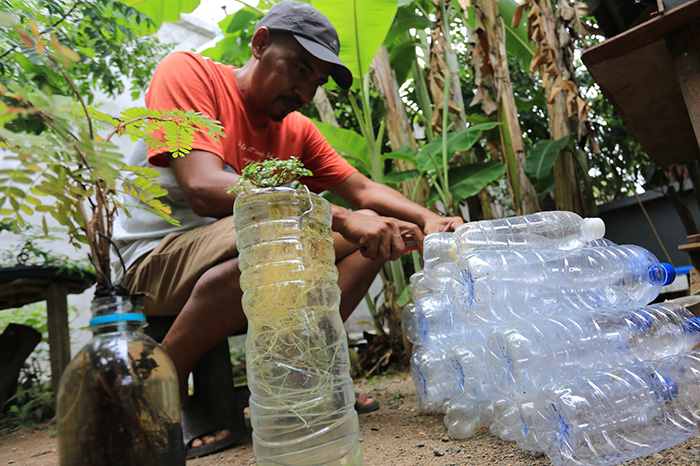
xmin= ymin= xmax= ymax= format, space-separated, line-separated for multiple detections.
xmin=371 ymin=46 xmax=429 ymax=205
xmin=313 ymin=87 xmax=339 ymax=126
xmin=470 ymin=0 xmax=541 ymax=215
xmin=538 ymin=0 xmax=584 ymax=214
xmin=517 ymin=0 xmax=601 ymax=215
xmin=429 ymin=0 xmax=467 ymax=135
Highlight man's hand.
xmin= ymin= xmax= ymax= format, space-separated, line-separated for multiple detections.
xmin=423 ymin=215 xmax=464 ymax=234
xmin=335 ymin=209 xmax=424 ymax=261
xmin=328 ymin=173 xmax=465 ymax=259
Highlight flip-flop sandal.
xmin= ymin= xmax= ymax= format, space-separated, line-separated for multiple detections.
xmin=181 ymin=404 xmax=241 ymax=460
xmin=354 ymin=392 xmax=380 ymax=414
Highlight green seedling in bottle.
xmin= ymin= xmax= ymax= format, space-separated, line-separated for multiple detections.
xmin=229 ymin=156 xmax=312 ymax=194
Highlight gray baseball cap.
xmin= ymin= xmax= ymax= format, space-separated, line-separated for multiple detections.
xmin=254 ymin=1 xmax=353 ymax=89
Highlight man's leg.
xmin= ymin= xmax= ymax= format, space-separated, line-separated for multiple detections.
xmin=335 ymin=243 xmax=385 ymax=322
xmin=160 ymin=257 xmax=246 ymax=448
xmin=333 ymin=214 xmax=387 ymax=410
xmin=161 ymin=235 xmax=382 ymax=437
xmin=160 ymin=258 xmax=246 ymax=405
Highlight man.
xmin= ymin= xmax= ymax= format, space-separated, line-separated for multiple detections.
xmin=112 ymin=0 xmax=463 ymax=459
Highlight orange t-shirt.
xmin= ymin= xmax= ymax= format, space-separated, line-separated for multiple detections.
xmin=145 ymin=51 xmax=357 ymax=193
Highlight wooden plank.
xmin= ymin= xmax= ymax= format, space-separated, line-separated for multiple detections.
xmin=0 ymin=278 xmax=92 ymax=311
xmin=586 ymin=39 xmax=697 ymax=165
xmin=583 ymin=0 xmax=700 ymax=66
xmin=581 ymin=1 xmax=700 ymax=166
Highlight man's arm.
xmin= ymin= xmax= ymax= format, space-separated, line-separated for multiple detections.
xmin=168 ymin=150 xmax=241 ymax=218
xmin=328 ymin=172 xmax=463 ymax=260
xmin=168 ymin=152 xmax=462 ymax=260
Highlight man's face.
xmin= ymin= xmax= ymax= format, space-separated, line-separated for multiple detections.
xmin=250 ymin=33 xmax=334 ymax=122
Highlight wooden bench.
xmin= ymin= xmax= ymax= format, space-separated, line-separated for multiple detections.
xmin=0 ymin=265 xmax=95 ymax=392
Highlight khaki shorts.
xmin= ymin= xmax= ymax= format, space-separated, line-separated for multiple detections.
xmin=123 ymin=216 xmax=238 ymax=316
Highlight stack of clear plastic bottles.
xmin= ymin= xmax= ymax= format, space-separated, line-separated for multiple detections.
xmin=404 ymin=211 xmax=700 ymax=466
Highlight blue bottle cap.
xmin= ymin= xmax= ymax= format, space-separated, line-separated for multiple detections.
xmin=649 ymin=263 xmax=676 ymax=286
xmin=683 ymin=318 xmax=700 ymax=334
xmin=661 ymin=263 xmax=676 ymax=286
xmin=650 ymin=372 xmax=679 ymax=402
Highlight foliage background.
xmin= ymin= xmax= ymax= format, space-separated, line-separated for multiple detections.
xmin=0 ymin=0 xmax=693 ymax=385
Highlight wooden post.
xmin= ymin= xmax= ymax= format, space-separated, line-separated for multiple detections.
xmin=46 ymin=282 xmax=71 ymax=392
xmin=666 ymin=23 xmax=700 ymax=149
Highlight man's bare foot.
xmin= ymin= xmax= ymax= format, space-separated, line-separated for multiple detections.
xmin=189 ymin=428 xmax=233 ymax=448
xmin=355 ymin=392 xmax=380 ymax=414
xmin=181 ymin=402 xmax=238 ymax=459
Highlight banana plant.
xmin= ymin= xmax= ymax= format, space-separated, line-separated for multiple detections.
xmin=384 ymin=123 xmax=505 ymax=211
xmin=115 ymin=0 xmax=201 ymax=29
xmin=314 ymin=0 xmax=398 ymax=185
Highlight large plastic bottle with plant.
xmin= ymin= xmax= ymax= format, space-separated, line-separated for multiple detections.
xmin=233 ymin=158 xmax=363 ymax=466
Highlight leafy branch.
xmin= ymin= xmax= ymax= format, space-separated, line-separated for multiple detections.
xmin=0 ymin=29 xmax=224 ymax=296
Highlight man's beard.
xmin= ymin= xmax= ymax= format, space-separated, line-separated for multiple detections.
xmin=270 ymin=95 xmax=303 ymax=121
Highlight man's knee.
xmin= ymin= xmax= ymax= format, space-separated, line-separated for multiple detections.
xmin=338 ymin=248 xmax=385 ymax=277
xmin=195 ymin=257 xmax=241 ymax=292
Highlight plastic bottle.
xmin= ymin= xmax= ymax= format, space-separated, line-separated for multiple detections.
xmin=422 ymin=232 xmax=458 ymax=291
xmin=234 ymin=187 xmax=363 ymax=466
xmin=488 ymin=398 xmax=521 ymax=441
xmin=585 ymin=237 xmax=616 ymax=247
xmin=453 ymin=211 xmax=605 ymax=254
xmin=532 ymin=352 xmax=700 ymax=466
xmin=409 ymin=270 xmax=432 ymax=301
xmin=449 ymin=244 xmax=676 ymax=326
xmin=441 ymin=336 xmax=498 ymax=438
xmin=486 ymin=302 xmax=700 ymax=401
xmin=413 ymin=293 xmax=477 ymax=349
xmin=57 ymin=296 xmax=184 ymax=466
xmin=444 ymin=397 xmax=494 ymax=439
xmin=410 ymin=345 xmax=452 ymax=412
xmin=489 ymin=399 xmax=540 ymax=451
xmin=410 ymin=321 xmax=494 ymax=410
xmin=446 ymin=338 xmax=493 ymax=402
xmin=401 ymin=302 xmax=420 ymax=345
xmin=423 ymin=232 xmax=458 ymax=270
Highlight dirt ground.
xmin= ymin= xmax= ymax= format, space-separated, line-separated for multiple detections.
xmin=2 ymin=370 xmax=700 ymax=466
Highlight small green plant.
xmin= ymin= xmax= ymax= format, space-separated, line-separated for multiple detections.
xmin=231 ymin=156 xmax=312 ymax=193
xmin=1 ymin=357 xmax=54 ymax=433
xmin=387 ymin=391 xmax=412 ymax=400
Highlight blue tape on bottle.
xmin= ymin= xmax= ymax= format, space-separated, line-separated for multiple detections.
xmin=89 ymin=313 xmax=147 ymax=327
